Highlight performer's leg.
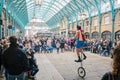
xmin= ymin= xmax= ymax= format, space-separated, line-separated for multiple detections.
xmin=81 ymin=48 xmax=87 ymax=60
xmin=75 ymin=48 xmax=82 ymax=62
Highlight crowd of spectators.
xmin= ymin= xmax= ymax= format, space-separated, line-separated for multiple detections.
xmin=82 ymin=38 xmax=119 ymax=57
xmin=0 ymin=36 xmax=119 ymax=80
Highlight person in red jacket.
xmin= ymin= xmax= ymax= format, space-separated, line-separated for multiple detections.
xmin=74 ymin=25 xmax=87 ymax=62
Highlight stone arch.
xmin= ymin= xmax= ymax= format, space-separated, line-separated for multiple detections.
xmin=92 ymin=31 xmax=99 ymax=38
xmin=115 ymin=30 xmax=120 ymax=40
xmin=102 ymin=31 xmax=111 ymax=39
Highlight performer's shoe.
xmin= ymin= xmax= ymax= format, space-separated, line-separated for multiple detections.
xmin=75 ymin=59 xmax=82 ymax=62
xmin=83 ymin=55 xmax=87 ymax=60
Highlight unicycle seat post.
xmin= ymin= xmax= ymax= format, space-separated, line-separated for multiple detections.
xmin=77 ymin=52 xmax=86 ymax=78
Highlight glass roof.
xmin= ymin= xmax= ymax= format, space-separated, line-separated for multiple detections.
xmin=3 ymin=0 xmax=119 ymax=28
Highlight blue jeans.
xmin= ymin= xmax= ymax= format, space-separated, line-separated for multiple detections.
xmin=56 ymin=48 xmax=59 ymax=53
xmin=101 ymin=49 xmax=108 ymax=56
xmin=7 ymin=72 xmax=25 ymax=80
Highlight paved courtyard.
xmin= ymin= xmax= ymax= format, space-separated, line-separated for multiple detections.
xmin=0 ymin=51 xmax=112 ymax=80
xmin=35 ymin=51 xmax=112 ymax=80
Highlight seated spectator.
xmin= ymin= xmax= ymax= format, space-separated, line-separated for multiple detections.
xmin=26 ymin=48 xmax=39 ymax=79
xmin=101 ymin=46 xmax=120 ymax=80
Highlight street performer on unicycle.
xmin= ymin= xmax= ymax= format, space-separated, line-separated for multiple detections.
xmin=74 ymin=25 xmax=87 ymax=78
xmin=74 ymin=25 xmax=87 ymax=62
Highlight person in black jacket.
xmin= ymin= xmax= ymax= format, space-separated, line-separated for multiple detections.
xmin=0 ymin=38 xmax=4 ymax=78
xmin=0 ymin=43 xmax=2 ymax=63
xmin=0 ymin=40 xmax=3 ymax=74
xmin=2 ymin=36 xmax=28 ymax=80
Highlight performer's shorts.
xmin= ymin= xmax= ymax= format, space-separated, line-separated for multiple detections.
xmin=76 ymin=40 xmax=84 ymax=49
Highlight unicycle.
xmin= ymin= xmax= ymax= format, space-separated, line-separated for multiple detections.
xmin=77 ymin=53 xmax=86 ymax=78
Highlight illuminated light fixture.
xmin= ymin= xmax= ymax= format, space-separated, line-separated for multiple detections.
xmin=80 ymin=7 xmax=87 ymax=20
xmin=34 ymin=0 xmax=43 ymax=6
xmin=80 ymin=12 xmax=87 ymax=20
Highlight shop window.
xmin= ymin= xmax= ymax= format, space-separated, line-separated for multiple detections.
xmin=86 ymin=21 xmax=89 ymax=27
xmin=102 ymin=31 xmax=111 ymax=39
xmin=94 ymin=19 xmax=98 ymax=26
xmin=104 ymin=16 xmax=110 ymax=24
xmin=73 ymin=23 xmax=76 ymax=29
xmin=92 ymin=32 xmax=99 ymax=38
xmin=69 ymin=24 xmax=72 ymax=29
xmin=115 ymin=31 xmax=120 ymax=40
xmin=118 ymin=13 xmax=120 ymax=24
xmin=2 ymin=26 xmax=4 ymax=38
xmin=62 ymin=21 xmax=65 ymax=28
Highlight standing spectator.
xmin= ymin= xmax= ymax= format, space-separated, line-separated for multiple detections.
xmin=107 ymin=39 xmax=112 ymax=55
xmin=34 ymin=39 xmax=40 ymax=53
xmin=56 ymin=41 xmax=60 ymax=53
xmin=51 ymin=37 xmax=56 ymax=48
xmin=113 ymin=38 xmax=117 ymax=48
xmin=60 ymin=38 xmax=65 ymax=53
xmin=2 ymin=36 xmax=28 ymax=80
xmin=47 ymin=38 xmax=53 ymax=53
xmin=71 ymin=38 xmax=75 ymax=52
xmin=0 ymin=39 xmax=3 ymax=77
xmin=101 ymin=40 xmax=108 ymax=56
xmin=18 ymin=37 xmax=23 ymax=44
xmin=0 ymin=40 xmax=9 ymax=79
xmin=101 ymin=46 xmax=120 ymax=80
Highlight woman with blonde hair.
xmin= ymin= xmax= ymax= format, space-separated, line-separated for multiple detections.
xmin=101 ymin=46 xmax=120 ymax=80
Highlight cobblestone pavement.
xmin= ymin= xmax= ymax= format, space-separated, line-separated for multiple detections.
xmin=0 ymin=51 xmax=112 ymax=80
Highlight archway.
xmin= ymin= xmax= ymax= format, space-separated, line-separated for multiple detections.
xmin=115 ymin=30 xmax=120 ymax=40
xmin=102 ymin=31 xmax=111 ymax=39
xmin=92 ymin=32 xmax=99 ymax=38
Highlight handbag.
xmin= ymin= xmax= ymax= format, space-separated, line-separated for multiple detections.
xmin=31 ymin=66 xmax=39 ymax=76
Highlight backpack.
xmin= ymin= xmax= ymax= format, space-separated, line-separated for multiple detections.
xmin=80 ymin=30 xmax=86 ymax=41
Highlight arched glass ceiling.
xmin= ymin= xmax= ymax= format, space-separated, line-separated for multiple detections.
xmin=4 ymin=0 xmax=120 ymax=28
xmin=25 ymin=0 xmax=110 ymax=26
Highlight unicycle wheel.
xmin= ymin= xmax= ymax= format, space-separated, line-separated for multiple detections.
xmin=78 ymin=67 xmax=86 ymax=78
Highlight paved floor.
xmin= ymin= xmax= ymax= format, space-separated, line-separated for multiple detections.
xmin=0 ymin=51 xmax=112 ymax=80
xmin=35 ymin=51 xmax=112 ymax=80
